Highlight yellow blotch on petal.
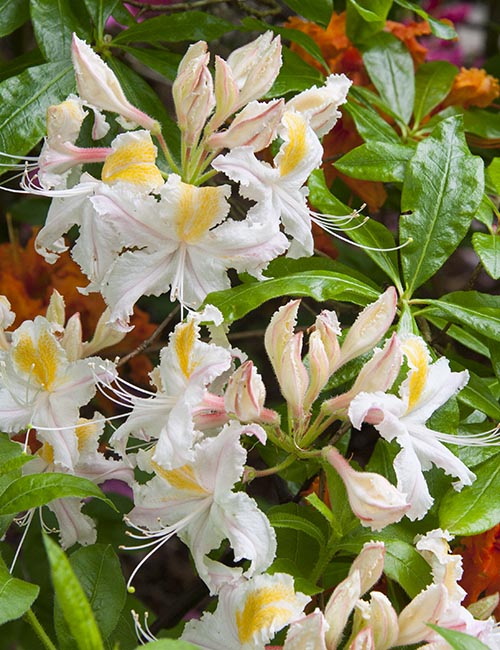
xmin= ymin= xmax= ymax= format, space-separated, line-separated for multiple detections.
xmin=401 ymin=337 xmax=429 ymax=412
xmin=236 ymin=583 xmax=297 ymax=644
xmin=174 ymin=320 xmax=199 ymax=379
xmin=39 ymin=442 xmax=55 ymax=465
xmin=279 ymin=112 xmax=308 ymax=178
xmin=174 ymin=182 xmax=225 ymax=243
xmin=13 ymin=330 xmax=59 ymax=390
xmin=152 ymin=460 xmax=207 ymax=495
xmin=101 ymin=134 xmax=163 ymax=190
xmin=76 ymin=418 xmax=99 ymax=453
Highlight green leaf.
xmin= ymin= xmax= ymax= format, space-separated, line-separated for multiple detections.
xmin=0 ymin=433 xmax=33 ymax=474
xmin=82 ymin=0 xmax=120 ymax=39
xmin=133 ymin=641 xmax=199 ymax=650
xmin=344 ymin=98 xmax=400 ymax=143
xmin=439 ymin=452 xmax=500 ymax=535
xmin=205 ymin=271 xmax=379 ymax=324
xmin=241 ymin=17 xmax=328 ymax=72
xmin=455 ymin=369 xmax=500 ymax=421
xmin=334 ymin=142 xmax=414 ymax=182
xmin=400 ymin=116 xmax=484 ymax=295
xmin=362 ymin=32 xmax=415 ymax=125
xmin=473 ymin=232 xmax=500 ymax=280
xmin=30 ymin=0 xmax=91 ymax=61
xmin=394 ymin=0 xmax=457 ymax=39
xmin=281 ymin=0 xmax=333 ymax=28
xmin=112 ymin=11 xmax=234 ymax=44
xmin=0 ymin=48 xmax=45 ymax=83
xmin=268 ymin=505 xmax=327 ymax=548
xmin=55 ymin=545 xmax=126 ymax=648
xmin=427 ymin=625 xmax=490 ymax=650
xmin=0 ymin=61 xmax=75 ymax=168
xmin=117 ymin=46 xmax=181 ymax=82
xmin=267 ymin=47 xmax=323 ymax=97
xmin=424 ymin=291 xmax=500 ymax=341
xmin=346 ymin=0 xmax=392 ymax=43
xmin=0 ymin=555 xmax=39 ymax=625
xmin=464 ymin=108 xmax=500 ymax=139
xmin=487 ymin=157 xmax=500 ymax=194
xmin=0 ymin=0 xmax=30 ymax=38
xmin=44 ymin=535 xmax=104 ymax=650
xmin=308 ymin=170 xmax=402 ymax=287
xmin=0 ymin=473 xmax=114 ymax=515
xmin=413 ymin=61 xmax=458 ymax=126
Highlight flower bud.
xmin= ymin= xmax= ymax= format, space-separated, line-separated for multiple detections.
xmin=339 ymin=287 xmax=397 ymax=366
xmin=352 ymin=592 xmax=399 ymax=650
xmin=325 ymin=570 xmax=362 ymax=650
xmin=224 ymin=360 xmax=278 ymax=424
xmin=283 ymin=610 xmax=329 ymax=650
xmin=349 ymin=541 xmax=385 ymax=595
xmin=280 ymin=331 xmax=309 ymax=419
xmin=82 ymin=308 xmax=127 ymax=357
xmin=265 ymin=299 xmax=301 ymax=373
xmin=207 ymin=99 xmax=284 ymax=152
xmin=209 ymin=55 xmax=240 ymax=131
xmin=61 ymin=313 xmax=83 ymax=361
xmin=45 ymin=290 xmax=66 ymax=328
xmin=71 ymin=34 xmax=159 ymax=133
xmin=396 ymin=584 xmax=449 ymax=646
xmin=323 ymin=447 xmax=410 ymax=531
xmin=173 ymin=41 xmax=215 ymax=147
xmin=227 ymin=32 xmax=282 ymax=109
xmin=348 ymin=627 xmax=375 ymax=650
xmin=46 ymin=96 xmax=87 ymax=145
xmin=287 ymin=74 xmax=352 ymax=137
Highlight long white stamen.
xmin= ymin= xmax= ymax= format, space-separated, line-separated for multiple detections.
xmin=436 ymin=424 xmax=500 ymax=447
xmin=10 ymin=509 xmax=35 ymax=573
xmin=31 ymin=412 xmax=127 ymax=432
xmin=132 ymin=610 xmax=157 ymax=644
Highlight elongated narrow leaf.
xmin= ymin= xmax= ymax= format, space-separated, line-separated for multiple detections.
xmin=335 ymin=142 xmax=414 ymax=182
xmin=205 ymin=271 xmax=379 ymax=324
xmin=0 ymin=0 xmax=29 ymax=38
xmin=117 ymin=45 xmax=181 ymax=82
xmin=439 ymin=452 xmax=500 ymax=535
xmin=83 ymin=0 xmax=120 ymax=39
xmin=472 ymin=232 xmax=500 ymax=280
xmin=0 ymin=473 xmax=114 ymax=515
xmin=44 ymin=535 xmax=104 ymax=650
xmin=30 ymin=0 xmax=91 ymax=61
xmin=268 ymin=510 xmax=327 ymax=548
xmin=112 ymin=11 xmax=234 ymax=44
xmin=0 ymin=434 xmax=33 ymax=474
xmin=362 ymin=32 xmax=415 ymax=124
xmin=414 ymin=61 xmax=458 ymax=125
xmin=268 ymin=47 xmax=324 ymax=97
xmin=394 ymin=0 xmax=457 ymax=39
xmin=281 ymin=0 xmax=333 ymax=28
xmin=344 ymin=99 xmax=400 ymax=143
xmin=400 ymin=116 xmax=483 ymax=295
xmin=0 ymin=62 xmax=75 ymax=166
xmin=455 ymin=368 xmax=500 ymax=421
xmin=425 ymin=291 xmax=500 ymax=341
xmin=0 ymin=555 xmax=39 ymax=625
xmin=308 ymin=170 xmax=402 ymax=287
xmin=55 ymin=545 xmax=126 ymax=648
xmin=464 ymin=108 xmax=500 ymax=139
xmin=427 ymin=625 xmax=489 ymax=650
xmin=346 ymin=0 xmax=392 ymax=43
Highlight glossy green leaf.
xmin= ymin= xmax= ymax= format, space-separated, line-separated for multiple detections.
xmin=346 ymin=0 xmax=392 ymax=43
xmin=117 ymin=46 xmax=181 ymax=82
xmin=308 ymin=170 xmax=402 ymax=287
xmin=344 ymin=98 xmax=400 ymax=143
xmin=455 ymin=369 xmax=500 ymax=421
xmin=82 ymin=0 xmax=120 ymax=39
xmin=281 ymin=0 xmax=333 ymax=28
xmin=268 ymin=47 xmax=323 ymax=97
xmin=464 ymin=108 xmax=500 ymax=139
xmin=428 ymin=625 xmax=490 ymax=650
xmin=400 ymin=116 xmax=484 ymax=295
xmin=0 ymin=48 xmax=45 ymax=83
xmin=394 ymin=0 xmax=457 ymax=39
xmin=0 ymin=61 xmax=75 ymax=168
xmin=44 ymin=535 xmax=104 ymax=650
xmin=112 ymin=11 xmax=234 ymax=44
xmin=335 ymin=142 xmax=414 ymax=182
xmin=0 ymin=555 xmax=39 ymax=625
xmin=439 ymin=452 xmax=500 ymax=535
xmin=0 ymin=0 xmax=29 ymax=38
xmin=30 ymin=0 xmax=91 ymax=61
xmin=0 ymin=434 xmax=33 ymax=474
xmin=0 ymin=473 xmax=114 ymax=515
xmin=425 ymin=291 xmax=500 ymax=341
xmin=413 ymin=61 xmax=458 ymax=125
xmin=473 ymin=232 xmax=500 ymax=280
xmin=487 ymin=157 xmax=500 ymax=194
xmin=268 ymin=505 xmax=327 ymax=548
xmin=205 ymin=271 xmax=379 ymax=324
xmin=349 ymin=85 xmax=405 ymax=125
xmin=55 ymin=545 xmax=126 ymax=647
xmin=362 ymin=32 xmax=415 ymax=124
xmin=474 ymin=194 xmax=495 ymax=228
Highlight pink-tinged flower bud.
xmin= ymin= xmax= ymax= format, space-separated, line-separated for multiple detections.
xmin=45 ymin=290 xmax=66 ymax=328
xmin=349 ymin=541 xmax=385 ymax=595
xmin=209 ymin=55 xmax=240 ymax=131
xmin=61 ymin=313 xmax=83 ymax=361
xmin=265 ymin=299 xmax=301 ymax=373
xmin=82 ymin=308 xmax=126 ymax=357
xmin=71 ymin=35 xmax=160 ymax=134
xmin=224 ymin=360 xmax=278 ymax=425
xmin=305 ymin=309 xmax=341 ymax=409
xmin=173 ymin=41 xmax=215 ymax=147
xmin=353 ymin=592 xmax=399 ymax=650
xmin=226 ymin=32 xmax=282 ymax=109
xmin=207 ymin=99 xmax=284 ymax=152
xmin=280 ymin=331 xmax=309 ymax=420
xmin=396 ymin=584 xmax=449 ymax=646
xmin=325 ymin=570 xmax=362 ymax=650
xmin=348 ymin=627 xmax=375 ymax=650
xmin=286 ymin=74 xmax=352 ymax=137
xmin=323 ymin=333 xmax=402 ymax=414
xmin=339 ymin=287 xmax=397 ymax=366
xmin=323 ymin=447 xmax=410 ymax=531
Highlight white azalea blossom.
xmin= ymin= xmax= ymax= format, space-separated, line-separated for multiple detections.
xmin=128 ymin=422 xmax=275 ymax=594
xmin=181 ymin=572 xmax=309 ymax=648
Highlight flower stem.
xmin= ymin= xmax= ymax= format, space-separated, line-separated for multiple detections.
xmin=24 ymin=609 xmax=57 ymax=650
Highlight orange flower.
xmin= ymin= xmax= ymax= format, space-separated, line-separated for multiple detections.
xmin=385 ymin=19 xmax=432 ymax=67
xmin=443 ymin=67 xmax=500 ymax=109
xmin=458 ymin=524 xmax=500 ymax=619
